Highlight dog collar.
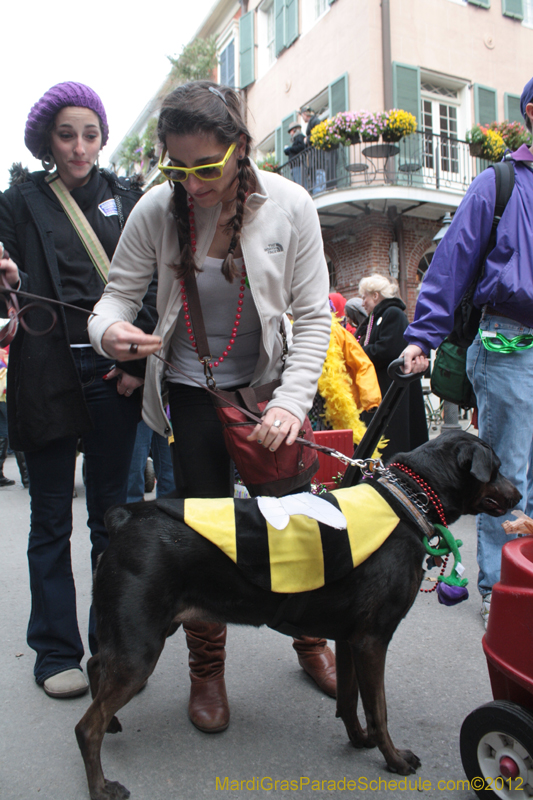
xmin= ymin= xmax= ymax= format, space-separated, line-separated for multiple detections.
xmin=376 ymin=474 xmax=435 ymax=538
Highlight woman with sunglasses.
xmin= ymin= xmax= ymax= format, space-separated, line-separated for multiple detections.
xmin=89 ymin=81 xmax=333 ymax=732
xmin=0 ymin=83 xmax=157 ymax=699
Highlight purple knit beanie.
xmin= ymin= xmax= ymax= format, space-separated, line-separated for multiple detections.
xmin=24 ymin=82 xmax=109 ymax=159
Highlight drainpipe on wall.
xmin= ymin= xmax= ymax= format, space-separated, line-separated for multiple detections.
xmin=381 ymin=0 xmax=393 ymax=110
xmin=240 ymin=1 xmax=249 ymax=123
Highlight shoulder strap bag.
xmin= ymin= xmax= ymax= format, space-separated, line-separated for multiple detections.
xmin=184 ymin=271 xmax=319 ymax=497
xmin=430 ymin=160 xmax=515 ymax=408
xmin=45 ymin=172 xmax=111 ymax=285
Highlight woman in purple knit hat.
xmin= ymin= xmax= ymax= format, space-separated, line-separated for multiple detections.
xmin=0 ymin=82 xmax=157 ymax=698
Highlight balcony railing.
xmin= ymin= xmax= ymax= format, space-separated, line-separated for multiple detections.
xmin=278 ymin=132 xmax=490 ymax=197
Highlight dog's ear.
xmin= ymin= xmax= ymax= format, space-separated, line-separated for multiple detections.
xmin=456 ymin=439 xmax=498 ymax=483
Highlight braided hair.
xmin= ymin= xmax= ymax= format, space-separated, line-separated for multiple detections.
xmin=157 ymin=81 xmax=254 ymax=283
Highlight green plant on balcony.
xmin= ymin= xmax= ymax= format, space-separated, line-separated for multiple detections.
xmin=466 ymin=125 xmax=506 ymax=161
xmin=487 ymin=120 xmax=531 ymax=152
xmin=116 ymin=134 xmax=143 ymax=176
xmin=256 ymin=153 xmax=279 ymax=172
xmin=142 ymin=117 xmax=159 ymax=161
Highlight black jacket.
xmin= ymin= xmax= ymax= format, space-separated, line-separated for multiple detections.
xmin=0 ymin=167 xmax=158 ymax=452
xmin=362 ymin=297 xmax=427 ymax=458
xmin=284 ymin=132 xmax=306 ymax=159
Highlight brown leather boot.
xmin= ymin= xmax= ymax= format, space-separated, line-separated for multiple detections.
xmin=184 ymin=622 xmax=230 ymax=733
xmin=292 ymin=636 xmax=337 ymax=698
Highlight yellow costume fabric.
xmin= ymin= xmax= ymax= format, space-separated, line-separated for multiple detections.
xmin=181 ymin=483 xmax=399 ymax=594
xmin=317 ymin=316 xmax=381 ymax=445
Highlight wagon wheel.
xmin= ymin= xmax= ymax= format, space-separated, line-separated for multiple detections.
xmin=460 ymin=701 xmax=533 ymax=799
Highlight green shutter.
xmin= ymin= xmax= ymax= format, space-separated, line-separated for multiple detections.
xmin=502 ymin=0 xmax=523 ymax=18
xmin=504 ymin=93 xmax=522 ymax=123
xmin=467 ymin=0 xmax=490 ymax=7
xmin=329 ymin=74 xmax=348 ymax=116
xmin=392 ymin=63 xmax=420 ymax=122
xmin=286 ymin=0 xmax=299 ymax=46
xmin=239 ymin=11 xmax=255 ymax=88
xmin=275 ymin=126 xmax=283 ymax=164
xmin=328 ymin=0 xmax=337 ymax=4
xmin=281 ymin=111 xmax=298 ymax=154
xmin=474 ymin=84 xmax=497 ymax=124
xmin=275 ymin=0 xmax=286 ymax=56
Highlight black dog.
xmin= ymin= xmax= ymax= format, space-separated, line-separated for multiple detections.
xmin=75 ymin=431 xmax=520 ymax=800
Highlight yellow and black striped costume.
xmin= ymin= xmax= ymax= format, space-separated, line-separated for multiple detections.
xmin=157 ymin=484 xmax=400 ymax=594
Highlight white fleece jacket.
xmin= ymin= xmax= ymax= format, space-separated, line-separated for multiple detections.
xmin=89 ymin=163 xmax=331 ymax=436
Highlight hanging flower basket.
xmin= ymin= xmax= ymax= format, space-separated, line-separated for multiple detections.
xmin=309 ymin=119 xmax=342 ymax=150
xmin=381 ymin=109 xmax=417 ymax=142
xmin=466 ymin=125 xmax=505 ymax=162
xmin=331 ymin=112 xmax=361 ymax=145
xmin=382 ymin=130 xmax=403 ymax=143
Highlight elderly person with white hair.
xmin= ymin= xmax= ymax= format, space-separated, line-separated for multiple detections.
xmin=358 ymin=274 xmax=427 ymax=459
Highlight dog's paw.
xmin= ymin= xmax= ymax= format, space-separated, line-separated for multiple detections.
xmin=106 ymin=716 xmax=122 ymax=734
xmin=96 ymin=779 xmax=130 ymax=800
xmin=388 ymin=749 xmax=421 ymax=775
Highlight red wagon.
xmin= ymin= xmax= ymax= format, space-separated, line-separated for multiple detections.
xmin=460 ymin=535 xmax=533 ymax=799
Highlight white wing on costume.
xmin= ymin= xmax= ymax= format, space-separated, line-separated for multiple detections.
xmin=257 ymin=493 xmax=347 ymax=531
xmin=257 ymin=497 xmax=290 ymax=530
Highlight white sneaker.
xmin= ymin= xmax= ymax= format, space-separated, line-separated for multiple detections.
xmin=480 ymin=593 xmax=492 ymax=630
xmin=43 ymin=668 xmax=88 ymax=698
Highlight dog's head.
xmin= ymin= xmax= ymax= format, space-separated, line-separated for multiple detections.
xmin=392 ymin=431 xmax=521 ymax=524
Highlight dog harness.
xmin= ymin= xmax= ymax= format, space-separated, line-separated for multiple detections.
xmin=156 ymin=483 xmax=400 ymax=593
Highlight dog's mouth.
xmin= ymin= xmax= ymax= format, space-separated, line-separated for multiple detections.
xmin=478 ymin=497 xmax=509 ymax=516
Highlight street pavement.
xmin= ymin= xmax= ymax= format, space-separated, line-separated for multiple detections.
xmin=0 ymin=445 xmax=492 ymax=800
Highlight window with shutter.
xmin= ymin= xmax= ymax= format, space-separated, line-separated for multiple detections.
xmin=239 ymin=11 xmax=255 ymax=88
xmin=504 ymin=93 xmax=523 ymax=123
xmin=275 ymin=0 xmax=287 ymax=55
xmin=392 ymin=63 xmax=421 ymax=122
xmin=328 ymin=74 xmax=348 ymax=116
xmin=286 ymin=0 xmax=299 ymax=46
xmin=275 ymin=126 xmax=283 ymax=164
xmin=474 ymin=85 xmax=497 ymax=124
xmin=502 ymin=0 xmax=523 ymax=17
xmin=281 ymin=112 xmax=298 ymax=156
xmin=220 ymin=40 xmax=235 ymax=88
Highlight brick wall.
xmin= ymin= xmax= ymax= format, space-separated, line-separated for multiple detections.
xmin=323 ymin=213 xmax=440 ymax=319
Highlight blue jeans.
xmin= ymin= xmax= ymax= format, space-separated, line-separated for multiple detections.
xmin=466 ymin=314 xmax=533 ymax=596
xmin=127 ymin=419 xmax=175 ymax=502
xmin=25 ymin=348 xmax=140 ymax=684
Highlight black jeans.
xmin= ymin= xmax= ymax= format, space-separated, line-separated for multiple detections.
xmin=167 ymin=382 xmax=233 ymax=498
xmin=25 ymin=349 xmax=140 ymax=683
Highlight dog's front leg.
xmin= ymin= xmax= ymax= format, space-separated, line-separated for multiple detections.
xmin=352 ymin=635 xmax=421 ymax=775
xmin=335 ymin=639 xmax=373 ymax=748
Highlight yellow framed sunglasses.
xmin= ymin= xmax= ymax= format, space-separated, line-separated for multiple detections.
xmin=158 ymin=142 xmax=237 ymax=182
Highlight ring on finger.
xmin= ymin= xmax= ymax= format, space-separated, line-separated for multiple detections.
xmin=272 ymin=419 xmax=282 ymax=428
xmin=129 ymin=343 xmax=139 ymax=354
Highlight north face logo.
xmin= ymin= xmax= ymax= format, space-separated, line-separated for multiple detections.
xmin=264 ymin=243 xmax=284 ymax=254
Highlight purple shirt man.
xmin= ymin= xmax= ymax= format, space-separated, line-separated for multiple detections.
xmin=401 ymin=76 xmax=533 ymax=627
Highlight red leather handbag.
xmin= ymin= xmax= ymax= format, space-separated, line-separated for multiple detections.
xmin=184 ymin=273 xmax=319 ymax=497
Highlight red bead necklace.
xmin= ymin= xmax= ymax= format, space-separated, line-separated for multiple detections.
xmin=388 ymin=463 xmax=447 ymax=526
xmin=180 ymin=196 xmax=247 ymax=370
xmin=389 ymin=462 xmax=449 ymax=593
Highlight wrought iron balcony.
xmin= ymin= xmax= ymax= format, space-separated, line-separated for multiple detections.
xmin=278 ymin=132 xmax=490 ymax=197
